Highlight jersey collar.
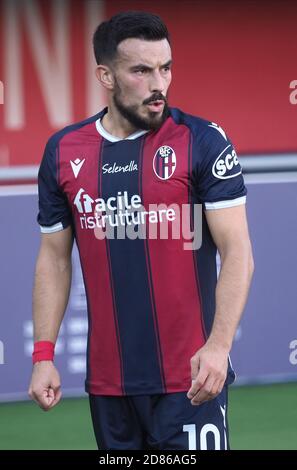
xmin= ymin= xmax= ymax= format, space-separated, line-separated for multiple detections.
xmin=95 ymin=110 xmax=148 ymax=143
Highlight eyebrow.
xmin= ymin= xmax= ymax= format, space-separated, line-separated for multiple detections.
xmin=130 ymin=59 xmax=172 ymax=71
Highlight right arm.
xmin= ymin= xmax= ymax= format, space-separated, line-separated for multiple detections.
xmin=28 ymin=226 xmax=73 ymax=410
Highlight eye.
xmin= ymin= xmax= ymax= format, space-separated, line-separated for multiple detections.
xmin=134 ymin=68 xmax=148 ymax=75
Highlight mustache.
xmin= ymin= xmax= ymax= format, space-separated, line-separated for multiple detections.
xmin=143 ymin=93 xmax=167 ymax=105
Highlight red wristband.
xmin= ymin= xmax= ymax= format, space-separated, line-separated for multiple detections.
xmin=32 ymin=341 xmax=55 ymax=364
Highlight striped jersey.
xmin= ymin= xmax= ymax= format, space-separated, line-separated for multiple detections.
xmin=37 ymin=107 xmax=246 ymax=395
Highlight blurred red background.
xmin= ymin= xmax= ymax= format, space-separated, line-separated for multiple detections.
xmin=0 ymin=0 xmax=296 ymax=166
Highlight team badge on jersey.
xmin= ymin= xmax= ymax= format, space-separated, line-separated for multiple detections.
xmin=153 ymin=145 xmax=176 ymax=180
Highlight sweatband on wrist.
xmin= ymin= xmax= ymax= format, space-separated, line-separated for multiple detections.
xmin=32 ymin=341 xmax=55 ymax=364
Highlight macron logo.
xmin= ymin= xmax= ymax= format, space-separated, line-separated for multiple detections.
xmin=70 ymin=158 xmax=85 ymax=178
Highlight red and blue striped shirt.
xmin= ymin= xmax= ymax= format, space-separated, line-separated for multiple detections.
xmin=37 ymin=107 xmax=246 ymax=395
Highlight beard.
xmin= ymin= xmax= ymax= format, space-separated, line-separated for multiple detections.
xmin=113 ymin=80 xmax=170 ymax=131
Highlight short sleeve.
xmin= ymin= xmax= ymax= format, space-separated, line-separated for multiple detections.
xmin=37 ymin=138 xmax=72 ymax=233
xmin=193 ymin=122 xmax=247 ymax=210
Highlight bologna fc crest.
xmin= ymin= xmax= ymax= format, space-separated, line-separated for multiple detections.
xmin=153 ymin=145 xmax=177 ymax=180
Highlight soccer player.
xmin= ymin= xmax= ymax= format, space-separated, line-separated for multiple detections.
xmin=28 ymin=11 xmax=254 ymax=450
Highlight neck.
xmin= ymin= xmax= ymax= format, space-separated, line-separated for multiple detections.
xmin=101 ymin=101 xmax=139 ymax=139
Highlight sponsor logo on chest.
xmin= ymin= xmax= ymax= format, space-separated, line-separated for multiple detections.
xmin=102 ymin=160 xmax=138 ymax=174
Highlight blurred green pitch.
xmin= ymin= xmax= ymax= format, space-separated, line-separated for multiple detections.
xmin=0 ymin=383 xmax=296 ymax=450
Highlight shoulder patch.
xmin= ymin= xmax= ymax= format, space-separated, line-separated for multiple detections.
xmin=212 ymin=144 xmax=242 ymax=180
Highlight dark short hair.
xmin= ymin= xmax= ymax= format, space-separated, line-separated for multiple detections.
xmin=93 ymin=11 xmax=170 ymax=65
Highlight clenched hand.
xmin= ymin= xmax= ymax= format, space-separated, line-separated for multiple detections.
xmin=28 ymin=361 xmax=62 ymax=411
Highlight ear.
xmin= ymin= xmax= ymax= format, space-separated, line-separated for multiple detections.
xmin=95 ymin=65 xmax=115 ymax=90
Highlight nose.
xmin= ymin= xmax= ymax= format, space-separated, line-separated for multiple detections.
xmin=149 ymin=70 xmax=165 ymax=94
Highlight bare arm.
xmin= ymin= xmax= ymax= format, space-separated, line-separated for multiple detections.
xmin=187 ymin=204 xmax=254 ymax=405
xmin=33 ymin=226 xmax=73 ymax=342
xmin=205 ymin=204 xmax=254 ymax=350
xmin=29 ymin=226 xmax=73 ymax=410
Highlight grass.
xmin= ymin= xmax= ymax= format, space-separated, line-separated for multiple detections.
xmin=0 ymin=397 xmax=96 ymax=450
xmin=229 ymin=382 xmax=297 ymax=450
xmin=0 ymin=383 xmax=296 ymax=449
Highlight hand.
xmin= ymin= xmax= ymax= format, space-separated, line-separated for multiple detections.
xmin=187 ymin=341 xmax=229 ymax=406
xmin=28 ymin=361 xmax=62 ymax=411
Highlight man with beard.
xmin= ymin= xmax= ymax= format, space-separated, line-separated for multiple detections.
xmin=29 ymin=11 xmax=254 ymax=450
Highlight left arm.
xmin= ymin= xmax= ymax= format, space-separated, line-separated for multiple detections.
xmin=187 ymin=204 xmax=254 ymax=405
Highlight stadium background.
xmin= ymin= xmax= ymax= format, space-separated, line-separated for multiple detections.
xmin=0 ymin=0 xmax=296 ymax=449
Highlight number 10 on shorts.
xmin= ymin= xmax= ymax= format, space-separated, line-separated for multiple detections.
xmin=183 ymin=423 xmax=227 ymax=450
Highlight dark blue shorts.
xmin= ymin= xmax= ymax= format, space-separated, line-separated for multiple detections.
xmin=89 ymin=386 xmax=230 ymax=450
